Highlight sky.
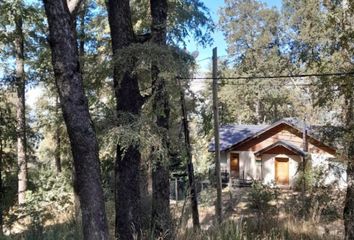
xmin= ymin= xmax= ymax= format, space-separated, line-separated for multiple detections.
xmin=187 ymin=0 xmax=282 ymax=72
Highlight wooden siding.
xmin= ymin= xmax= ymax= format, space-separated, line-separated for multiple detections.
xmin=260 ymin=145 xmax=300 ymax=155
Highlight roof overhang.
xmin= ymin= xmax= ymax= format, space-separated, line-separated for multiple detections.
xmin=254 ymin=140 xmax=306 ymax=157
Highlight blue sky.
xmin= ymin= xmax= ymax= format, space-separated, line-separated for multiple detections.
xmin=188 ymin=0 xmax=282 ymax=71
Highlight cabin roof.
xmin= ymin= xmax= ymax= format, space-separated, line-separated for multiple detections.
xmin=208 ymin=118 xmax=335 ymax=153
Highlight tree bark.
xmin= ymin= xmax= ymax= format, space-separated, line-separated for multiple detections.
xmin=15 ymin=12 xmax=27 ymax=206
xmin=150 ymin=0 xmax=171 ymax=237
xmin=43 ymin=1 xmax=109 ymax=239
xmin=112 ymin=71 xmax=144 ymax=240
xmin=344 ymin=92 xmax=354 ymax=240
xmin=106 ymin=0 xmax=144 ymax=239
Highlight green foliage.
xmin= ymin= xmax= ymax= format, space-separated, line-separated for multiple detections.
xmin=130 ymin=0 xmax=214 ymax=47
xmin=3 ymin=219 xmax=82 ymax=240
xmin=167 ymin=0 xmax=214 ymax=47
xmin=248 ymin=181 xmax=279 ymax=226
xmin=216 ymin=0 xmax=309 ymax=125
xmin=113 ymin=43 xmax=194 ymax=81
xmin=4 ymin=167 xmax=73 ymax=234
xmin=291 ymin=164 xmax=345 ymax=223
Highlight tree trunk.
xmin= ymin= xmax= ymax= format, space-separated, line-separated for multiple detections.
xmin=150 ymin=0 xmax=171 ymax=237
xmin=178 ymin=80 xmax=200 ymax=229
xmin=55 ymin=96 xmax=62 ymax=173
xmin=106 ymin=0 xmax=144 ymax=239
xmin=151 ymin=159 xmax=171 ymax=237
xmin=15 ymin=12 xmax=27 ymax=206
xmin=43 ymin=1 xmax=109 ymax=239
xmin=113 ymin=72 xmax=143 ymax=240
xmin=344 ymin=93 xmax=354 ymax=240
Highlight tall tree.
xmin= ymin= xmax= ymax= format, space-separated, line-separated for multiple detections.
xmin=219 ymin=0 xmax=304 ymax=124
xmin=106 ymin=0 xmax=145 ymax=239
xmin=42 ymin=0 xmax=109 ymax=239
xmin=149 ymin=0 xmax=172 ymax=237
xmin=14 ymin=3 xmax=27 ymax=205
xmin=283 ymin=0 xmax=354 ymax=237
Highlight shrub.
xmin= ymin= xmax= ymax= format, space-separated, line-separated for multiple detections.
xmin=247 ymin=181 xmax=279 ymax=228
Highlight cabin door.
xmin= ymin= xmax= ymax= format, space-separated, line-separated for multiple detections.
xmin=230 ymin=153 xmax=239 ymax=178
xmin=275 ymin=158 xmax=289 ymax=185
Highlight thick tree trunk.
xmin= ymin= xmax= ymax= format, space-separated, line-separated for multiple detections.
xmin=113 ymin=72 xmax=143 ymax=240
xmin=106 ymin=0 xmax=144 ymax=239
xmin=149 ymin=0 xmax=171 ymax=237
xmin=43 ymin=1 xmax=109 ymax=239
xmin=344 ymin=94 xmax=354 ymax=240
xmin=15 ymin=13 xmax=27 ymax=206
xmin=55 ymin=96 xmax=62 ymax=173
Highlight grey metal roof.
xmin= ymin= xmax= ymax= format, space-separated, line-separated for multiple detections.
xmin=208 ymin=124 xmax=268 ymax=151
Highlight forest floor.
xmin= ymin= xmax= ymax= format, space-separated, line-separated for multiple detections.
xmin=173 ymin=187 xmax=345 ymax=239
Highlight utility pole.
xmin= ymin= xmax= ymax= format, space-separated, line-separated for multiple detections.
xmin=178 ymin=78 xmax=200 ymax=229
xmin=212 ymin=47 xmax=222 ymax=224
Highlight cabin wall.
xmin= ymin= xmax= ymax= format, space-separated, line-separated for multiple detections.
xmin=223 ymin=150 xmax=345 ymax=187
xmin=262 ymin=154 xmax=301 ymax=186
xmin=221 ymin=125 xmax=342 ymax=187
xmin=227 ymin=151 xmax=256 ymax=180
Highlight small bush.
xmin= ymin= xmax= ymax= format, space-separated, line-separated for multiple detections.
xmin=247 ymin=181 xmax=279 ymax=229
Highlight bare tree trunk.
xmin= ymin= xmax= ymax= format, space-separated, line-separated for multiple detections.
xmin=178 ymin=79 xmax=200 ymax=229
xmin=344 ymin=93 xmax=354 ymax=240
xmin=15 ymin=12 xmax=27 ymax=206
xmin=106 ymin=0 xmax=144 ymax=239
xmin=43 ymin=1 xmax=109 ymax=239
xmin=150 ymin=0 xmax=171 ymax=237
xmin=55 ymin=96 xmax=62 ymax=173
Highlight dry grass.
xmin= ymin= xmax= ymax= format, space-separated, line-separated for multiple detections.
xmin=174 ymin=186 xmax=345 ymax=240
xmin=3 ymin=186 xmax=345 ymax=239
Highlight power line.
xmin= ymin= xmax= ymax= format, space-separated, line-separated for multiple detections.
xmin=177 ymin=71 xmax=354 ymax=80
xmin=196 ymin=54 xmax=229 ymax=63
